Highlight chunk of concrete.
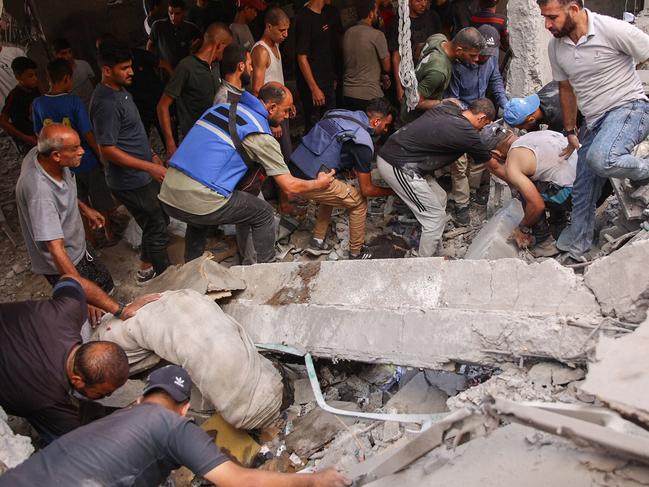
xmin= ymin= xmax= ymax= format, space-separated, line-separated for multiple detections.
xmin=465 ymin=199 xmax=523 ymax=260
xmin=386 ymin=372 xmax=448 ymax=414
xmin=224 ymin=258 xmax=602 ymax=368
xmin=584 ymin=239 xmax=649 ymax=323
xmin=582 ymin=318 xmax=649 ymax=427
xmin=0 ymin=407 xmax=34 ymax=469
xmin=528 ymin=363 xmax=585 ymax=387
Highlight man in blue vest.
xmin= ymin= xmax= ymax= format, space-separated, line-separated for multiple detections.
xmin=159 ymin=82 xmax=335 ymax=263
xmin=289 ymin=98 xmax=395 ymax=259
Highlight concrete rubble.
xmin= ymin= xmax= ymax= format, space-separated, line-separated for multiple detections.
xmin=0 ymin=407 xmax=33 ymax=472
xmin=223 ymin=257 xmax=605 ymax=368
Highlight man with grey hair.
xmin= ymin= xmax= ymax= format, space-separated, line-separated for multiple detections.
xmin=15 ymin=124 xmax=159 ymax=325
xmin=159 ymin=82 xmax=335 ymax=264
xmin=403 ymin=26 xmax=485 ymax=122
xmin=536 ymin=0 xmax=649 ymax=262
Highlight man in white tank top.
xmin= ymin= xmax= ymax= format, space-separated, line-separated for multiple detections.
xmin=252 ymin=8 xmax=291 ymax=159
xmin=486 ymin=126 xmax=577 ymax=257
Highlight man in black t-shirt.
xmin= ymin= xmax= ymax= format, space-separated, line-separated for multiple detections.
xmin=378 ymin=98 xmax=504 ymax=257
xmin=0 ymin=276 xmax=130 ymax=444
xmin=0 ymin=365 xmax=351 ymax=487
xmin=387 ymin=0 xmax=442 ymax=103
xmin=147 ymin=0 xmax=202 ymax=75
xmin=295 ymin=0 xmax=343 ymax=132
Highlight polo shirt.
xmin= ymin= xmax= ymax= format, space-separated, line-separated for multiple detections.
xmin=0 ymin=277 xmax=86 ymax=437
xmin=150 ymin=18 xmax=201 ymax=68
xmin=16 ymin=148 xmax=86 ymax=274
xmin=548 ymin=9 xmax=649 ymax=126
xmin=90 ymin=83 xmax=152 ymax=191
xmin=164 ymin=55 xmax=221 ymax=136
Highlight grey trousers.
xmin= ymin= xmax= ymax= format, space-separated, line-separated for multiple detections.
xmin=377 ymin=157 xmax=447 ymax=257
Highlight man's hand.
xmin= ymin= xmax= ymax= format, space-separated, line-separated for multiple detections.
xmin=312 ymin=469 xmax=352 ymax=487
xmin=511 ymin=228 xmax=533 ymax=249
xmin=316 ymin=169 xmax=336 ymax=188
xmin=148 ymin=163 xmax=167 ymax=183
xmin=381 ymin=73 xmax=392 ymax=90
xmin=121 ymin=293 xmax=161 ymax=320
xmin=165 ymin=138 xmax=178 ymax=159
xmin=396 ymin=85 xmax=405 ymax=102
xmin=88 ymin=304 xmax=105 ymax=327
xmin=271 ymin=125 xmax=283 ymax=139
xmin=311 ymin=86 xmax=326 ymax=106
xmin=560 ymin=133 xmax=580 ymax=159
xmin=83 ymin=207 xmax=106 ymax=230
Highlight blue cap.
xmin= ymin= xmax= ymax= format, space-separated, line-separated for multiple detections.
xmin=503 ymin=94 xmax=541 ymax=127
xmin=143 ymin=365 xmax=192 ymax=403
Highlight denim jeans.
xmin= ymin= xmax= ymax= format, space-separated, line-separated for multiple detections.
xmin=112 ymin=180 xmax=171 ymax=274
xmin=161 ymin=190 xmax=276 ymax=263
xmin=557 ymin=100 xmax=649 ymax=258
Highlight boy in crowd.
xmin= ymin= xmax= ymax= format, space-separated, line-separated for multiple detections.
xmin=32 ymin=58 xmax=116 ymax=246
xmin=52 ymin=38 xmax=96 ymax=110
xmin=0 ymin=57 xmax=40 ymax=155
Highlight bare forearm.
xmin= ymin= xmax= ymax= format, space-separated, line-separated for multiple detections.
xmin=520 ymin=204 xmax=545 ymax=227
xmin=559 ymin=81 xmax=578 ymax=129
xmin=297 ymin=55 xmax=319 ymax=91
xmin=0 ymin=118 xmax=32 ymax=143
xmin=100 ymin=145 xmax=154 ymax=172
xmin=278 ymin=176 xmax=323 ymax=194
xmin=156 ymin=99 xmax=175 ymax=143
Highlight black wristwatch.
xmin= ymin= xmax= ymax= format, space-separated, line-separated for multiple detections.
xmin=562 ymin=127 xmax=578 ymax=137
xmin=114 ymin=302 xmax=126 ymax=320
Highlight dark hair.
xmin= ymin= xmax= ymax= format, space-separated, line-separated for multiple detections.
xmin=537 ymin=0 xmax=583 ymax=7
xmin=220 ymin=43 xmax=248 ymax=76
xmin=478 ymin=0 xmax=498 ymax=7
xmin=258 ymin=82 xmax=287 ymax=104
xmin=11 ymin=57 xmax=37 ymax=76
xmin=47 ymin=58 xmax=73 ymax=84
xmin=97 ymin=39 xmax=132 ymax=67
xmin=74 ymin=341 xmax=129 ymax=388
xmin=168 ymin=0 xmax=186 ymax=9
xmin=52 ymin=37 xmax=71 ymax=53
xmin=354 ymin=0 xmax=376 ymax=20
xmin=469 ymin=98 xmax=496 ymax=121
xmin=453 ymin=27 xmax=486 ymax=50
xmin=265 ymin=6 xmax=289 ymax=26
xmin=366 ymin=97 xmax=395 ymax=119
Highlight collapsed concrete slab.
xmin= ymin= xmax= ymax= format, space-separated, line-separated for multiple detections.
xmin=465 ymin=199 xmax=523 ymax=260
xmin=584 ymin=239 xmax=649 ymax=323
xmin=582 ymin=318 xmax=649 ymax=427
xmin=223 ymin=258 xmax=603 ymax=368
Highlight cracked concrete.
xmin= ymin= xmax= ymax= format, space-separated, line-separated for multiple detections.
xmin=223 ymin=257 xmax=607 ymax=368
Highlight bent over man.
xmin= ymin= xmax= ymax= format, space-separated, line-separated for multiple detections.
xmin=159 ymin=82 xmax=335 ymax=263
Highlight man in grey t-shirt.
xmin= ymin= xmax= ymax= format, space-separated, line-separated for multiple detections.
xmin=538 ymin=0 xmax=649 ymax=261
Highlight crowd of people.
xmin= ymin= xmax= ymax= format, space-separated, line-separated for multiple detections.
xmin=2 ymin=0 xmax=649 ymax=483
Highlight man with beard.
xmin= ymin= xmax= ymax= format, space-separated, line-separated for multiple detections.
xmin=159 ymin=82 xmax=336 ymax=264
xmin=213 ymin=43 xmax=252 ymax=104
xmin=537 ymin=0 xmax=649 ymax=262
xmin=157 ymin=23 xmax=233 ymax=157
xmin=90 ymin=39 xmax=170 ymax=283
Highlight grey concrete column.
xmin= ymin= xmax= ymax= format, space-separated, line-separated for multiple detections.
xmin=506 ymin=0 xmax=554 ymax=97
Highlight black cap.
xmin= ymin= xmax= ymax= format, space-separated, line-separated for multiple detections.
xmin=142 ymin=365 xmax=192 ymax=403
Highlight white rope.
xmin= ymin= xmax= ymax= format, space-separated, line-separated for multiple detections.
xmin=398 ymin=0 xmax=419 ymax=112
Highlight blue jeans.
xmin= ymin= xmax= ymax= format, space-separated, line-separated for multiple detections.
xmin=557 ymin=100 xmax=649 ymax=258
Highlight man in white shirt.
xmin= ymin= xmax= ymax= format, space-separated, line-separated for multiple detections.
xmin=537 ymin=0 xmax=649 ymax=261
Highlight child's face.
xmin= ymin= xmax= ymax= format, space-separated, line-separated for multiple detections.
xmin=18 ymin=69 xmax=39 ymax=89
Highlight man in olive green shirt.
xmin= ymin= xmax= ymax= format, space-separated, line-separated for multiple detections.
xmin=159 ymin=82 xmax=335 ymax=263
xmin=403 ymin=27 xmax=485 ymax=121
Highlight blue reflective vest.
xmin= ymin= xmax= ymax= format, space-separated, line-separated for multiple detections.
xmin=168 ymin=91 xmax=271 ymax=197
xmin=290 ymin=110 xmax=375 ymax=179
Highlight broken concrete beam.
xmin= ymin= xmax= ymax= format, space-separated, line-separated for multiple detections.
xmin=465 ymin=199 xmax=523 ymax=260
xmin=584 ymin=239 xmax=649 ymax=323
xmin=385 ymin=372 xmax=448 ymax=414
xmin=0 ymin=407 xmax=33 ymax=469
xmin=582 ymin=318 xmax=649 ymax=427
xmin=224 ymin=258 xmax=602 ymax=368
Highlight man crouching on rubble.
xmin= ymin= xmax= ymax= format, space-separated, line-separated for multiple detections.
xmin=0 ymin=365 xmax=351 ymax=487
xmin=484 ymin=124 xmax=577 ymax=257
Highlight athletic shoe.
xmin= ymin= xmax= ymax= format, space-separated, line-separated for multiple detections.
xmin=305 ymin=238 xmax=333 ymax=256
